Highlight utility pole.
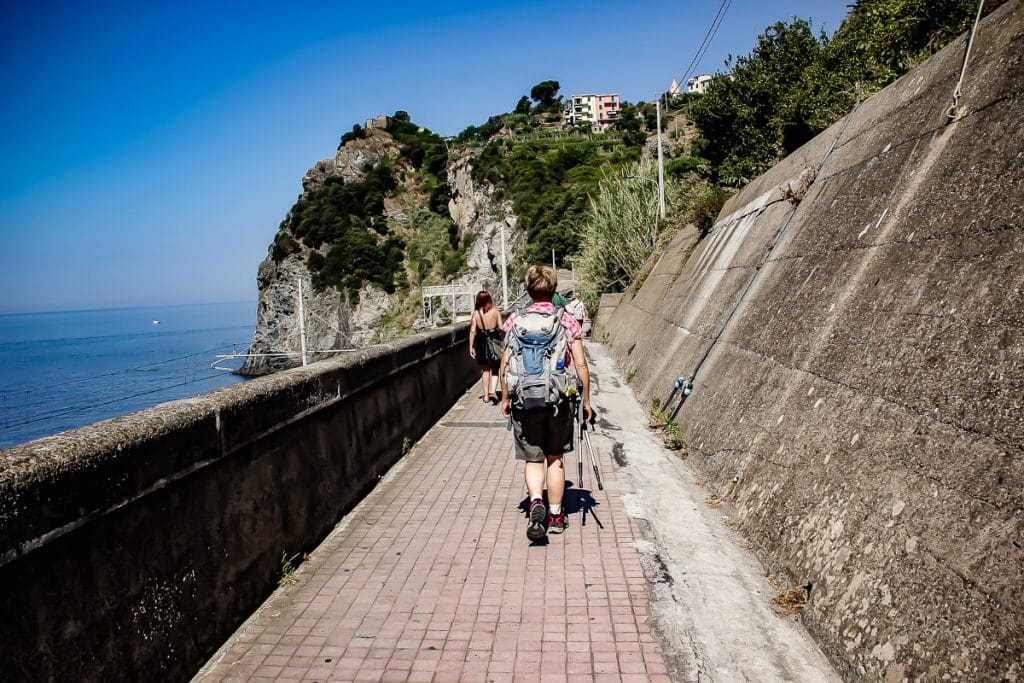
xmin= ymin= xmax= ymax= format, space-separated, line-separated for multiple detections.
xmin=552 ymin=248 xmax=556 ymax=270
xmin=297 ymin=279 xmax=309 ymax=367
xmin=656 ymin=97 xmax=666 ymax=220
xmin=500 ymin=221 xmax=509 ymax=308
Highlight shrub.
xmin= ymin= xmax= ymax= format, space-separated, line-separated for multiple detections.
xmin=306 ymin=251 xmax=325 ymax=271
xmin=690 ymin=1 xmax=991 ymax=186
xmin=405 ymin=211 xmax=468 ymax=286
xmin=574 ymin=159 xmax=684 ymax=310
xmin=339 ymin=124 xmax=364 ymax=148
xmin=665 ymin=156 xmax=704 ymax=178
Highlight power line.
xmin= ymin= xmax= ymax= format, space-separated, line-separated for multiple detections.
xmin=1 ymin=342 xmax=247 ymax=398
xmin=2 ymin=370 xmax=234 ymax=430
xmin=678 ymin=0 xmax=732 ymax=89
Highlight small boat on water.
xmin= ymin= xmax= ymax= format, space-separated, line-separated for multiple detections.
xmin=152 ymin=320 xmax=160 ymax=325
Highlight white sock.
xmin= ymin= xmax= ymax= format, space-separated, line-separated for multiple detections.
xmin=549 ymin=504 xmax=561 ymax=515
xmin=531 ymin=495 xmax=543 ymax=503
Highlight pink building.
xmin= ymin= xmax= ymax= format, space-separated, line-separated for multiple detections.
xmin=563 ymin=93 xmax=620 ymax=132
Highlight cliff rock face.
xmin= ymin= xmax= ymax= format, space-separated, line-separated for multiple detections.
xmin=302 ymin=128 xmax=396 ymax=190
xmin=597 ymin=2 xmax=1023 ymax=679
xmin=241 ymin=258 xmax=350 ymax=375
xmin=448 ymin=150 xmax=522 ymax=300
xmin=242 ymin=132 xmax=522 ymax=375
xmin=240 ymin=130 xmax=400 ymax=376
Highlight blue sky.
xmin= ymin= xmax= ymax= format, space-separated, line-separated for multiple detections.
xmin=0 ymin=0 xmax=849 ymax=313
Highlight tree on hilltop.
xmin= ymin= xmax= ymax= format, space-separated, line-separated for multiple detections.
xmin=691 ymin=19 xmax=824 ymax=185
xmin=530 ymin=80 xmax=561 ymax=107
xmin=514 ymin=95 xmax=532 ymax=115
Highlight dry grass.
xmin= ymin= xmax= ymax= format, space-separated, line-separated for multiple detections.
xmin=771 ymin=587 xmax=810 ymax=615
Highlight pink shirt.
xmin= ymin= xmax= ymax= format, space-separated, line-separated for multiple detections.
xmin=503 ymin=302 xmax=583 ymax=368
xmin=502 ymin=302 xmax=584 ymax=340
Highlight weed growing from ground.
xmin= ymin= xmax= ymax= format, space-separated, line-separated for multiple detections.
xmin=648 ymin=398 xmax=668 ymax=427
xmin=648 ymin=399 xmax=688 ymax=453
xmin=771 ymin=586 xmax=810 ymax=615
xmin=279 ymin=552 xmax=301 ymax=587
xmin=662 ymin=420 xmax=688 ymax=452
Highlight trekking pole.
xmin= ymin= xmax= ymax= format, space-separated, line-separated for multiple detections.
xmin=581 ymin=415 xmax=603 ymax=491
xmin=576 ymin=396 xmax=585 ymax=487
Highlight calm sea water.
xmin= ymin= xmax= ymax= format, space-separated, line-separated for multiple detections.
xmin=0 ymin=301 xmax=256 ymax=450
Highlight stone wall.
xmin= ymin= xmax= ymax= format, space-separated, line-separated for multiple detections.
xmin=599 ymin=3 xmax=1022 ymax=680
xmin=0 ymin=326 xmax=477 ymax=681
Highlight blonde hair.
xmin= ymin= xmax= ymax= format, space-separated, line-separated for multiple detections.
xmin=525 ymin=265 xmax=557 ymax=299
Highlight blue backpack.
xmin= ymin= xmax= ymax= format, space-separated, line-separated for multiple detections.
xmin=505 ymin=307 xmax=571 ymax=411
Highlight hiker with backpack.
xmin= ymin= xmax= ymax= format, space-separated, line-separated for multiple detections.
xmin=500 ymin=265 xmax=592 ymax=541
xmin=568 ymin=293 xmax=587 ymax=337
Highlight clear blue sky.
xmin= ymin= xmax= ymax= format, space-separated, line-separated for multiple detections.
xmin=0 ymin=0 xmax=849 ymax=313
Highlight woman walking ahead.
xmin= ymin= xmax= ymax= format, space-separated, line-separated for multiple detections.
xmin=469 ymin=290 xmax=504 ymax=403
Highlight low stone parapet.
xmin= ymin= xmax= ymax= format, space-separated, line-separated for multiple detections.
xmin=0 ymin=325 xmax=475 ymax=681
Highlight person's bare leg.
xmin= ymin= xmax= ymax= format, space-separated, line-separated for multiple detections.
xmin=525 ymin=462 xmax=545 ymax=499
xmin=481 ymin=368 xmax=491 ymax=401
xmin=546 ymin=454 xmax=568 ymax=533
xmin=546 ymin=455 xmax=564 ymax=506
xmin=525 ymin=460 xmax=548 ymax=541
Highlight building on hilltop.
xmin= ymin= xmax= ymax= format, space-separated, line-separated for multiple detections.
xmin=686 ymin=74 xmax=713 ymax=94
xmin=563 ymin=93 xmax=620 ymax=132
xmin=365 ymin=114 xmax=392 ymax=130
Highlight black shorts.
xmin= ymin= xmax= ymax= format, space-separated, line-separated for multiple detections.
xmin=511 ymin=403 xmax=575 ymax=462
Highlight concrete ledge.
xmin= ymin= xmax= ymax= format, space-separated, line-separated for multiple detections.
xmin=0 ymin=325 xmax=476 ymax=681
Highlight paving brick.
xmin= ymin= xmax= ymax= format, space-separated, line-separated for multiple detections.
xmin=198 ymin=388 xmax=671 ymax=682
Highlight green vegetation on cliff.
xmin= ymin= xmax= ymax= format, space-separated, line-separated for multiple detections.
xmin=267 ymin=0 xmax=989 ymax=316
xmin=691 ymin=0 xmax=995 ymax=184
xmin=271 ymin=112 xmax=467 ymax=303
xmin=459 ymin=81 xmax=661 ymax=267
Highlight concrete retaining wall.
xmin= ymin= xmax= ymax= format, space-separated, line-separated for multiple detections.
xmin=600 ymin=3 xmax=1022 ymax=680
xmin=592 ymin=293 xmax=625 ymax=337
xmin=0 ymin=326 xmax=476 ymax=681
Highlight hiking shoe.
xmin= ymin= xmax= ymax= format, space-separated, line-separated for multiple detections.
xmin=547 ymin=512 xmax=567 ymax=534
xmin=527 ymin=499 xmax=547 ymax=542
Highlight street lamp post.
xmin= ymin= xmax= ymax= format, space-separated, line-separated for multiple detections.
xmin=656 ymin=98 xmax=666 ymax=220
xmin=500 ymin=221 xmax=509 ymax=308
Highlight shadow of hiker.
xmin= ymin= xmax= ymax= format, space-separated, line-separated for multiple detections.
xmin=518 ymin=481 xmax=603 ymax=533
xmin=565 ymin=480 xmax=603 ymax=529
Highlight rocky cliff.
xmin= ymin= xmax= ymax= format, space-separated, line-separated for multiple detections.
xmin=241 ymin=127 xmax=521 ymax=376
xmin=447 ymin=149 xmax=523 ymax=300
xmin=596 ymin=2 xmax=1022 ymax=680
xmin=240 ymin=129 xmax=398 ymax=376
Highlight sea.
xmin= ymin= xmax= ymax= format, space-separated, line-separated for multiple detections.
xmin=0 ymin=301 xmax=257 ymax=450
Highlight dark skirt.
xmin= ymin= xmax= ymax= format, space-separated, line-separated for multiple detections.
xmin=475 ymin=329 xmax=502 ymax=371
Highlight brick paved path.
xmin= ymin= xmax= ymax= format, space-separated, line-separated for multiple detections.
xmin=198 ymin=377 xmax=672 ymax=683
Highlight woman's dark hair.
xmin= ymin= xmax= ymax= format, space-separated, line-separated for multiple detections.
xmin=474 ymin=290 xmax=493 ymax=310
